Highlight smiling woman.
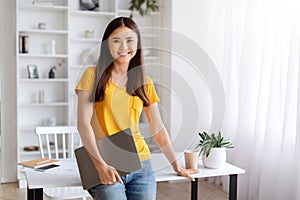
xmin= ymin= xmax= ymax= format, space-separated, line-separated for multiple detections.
xmin=75 ymin=17 xmax=199 ymax=200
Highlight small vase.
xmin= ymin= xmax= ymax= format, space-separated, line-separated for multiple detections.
xmin=48 ymin=69 xmax=55 ymax=78
xmin=202 ymin=147 xmax=226 ymax=169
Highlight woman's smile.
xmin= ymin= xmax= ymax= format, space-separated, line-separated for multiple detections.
xmin=108 ymin=26 xmax=138 ymax=64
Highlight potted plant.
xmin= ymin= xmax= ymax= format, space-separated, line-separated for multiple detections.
xmin=196 ymin=131 xmax=234 ymax=169
xmin=128 ymin=0 xmax=159 ymax=18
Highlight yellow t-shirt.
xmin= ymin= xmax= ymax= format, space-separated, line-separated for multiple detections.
xmin=76 ymin=67 xmax=160 ymax=161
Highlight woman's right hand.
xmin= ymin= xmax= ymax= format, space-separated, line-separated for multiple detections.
xmin=96 ymin=163 xmax=122 ymax=185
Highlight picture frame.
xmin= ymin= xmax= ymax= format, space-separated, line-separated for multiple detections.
xmin=27 ymin=64 xmax=39 ymax=79
xmin=80 ymin=0 xmax=99 ymax=11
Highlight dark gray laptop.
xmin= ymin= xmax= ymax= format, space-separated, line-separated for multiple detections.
xmin=75 ymin=128 xmax=141 ymax=190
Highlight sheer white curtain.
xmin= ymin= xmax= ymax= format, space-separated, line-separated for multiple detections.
xmin=202 ymin=0 xmax=300 ymax=199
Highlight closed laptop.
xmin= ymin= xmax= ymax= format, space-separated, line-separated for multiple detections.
xmin=75 ymin=128 xmax=141 ymax=190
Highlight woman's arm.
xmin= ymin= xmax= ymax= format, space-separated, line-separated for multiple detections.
xmin=143 ymin=103 xmax=199 ymax=181
xmin=77 ymin=90 xmax=121 ymax=184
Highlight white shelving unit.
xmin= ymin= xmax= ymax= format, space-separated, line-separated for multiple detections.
xmin=17 ymin=0 xmax=68 ymax=188
xmin=16 ymin=0 xmax=163 ymax=188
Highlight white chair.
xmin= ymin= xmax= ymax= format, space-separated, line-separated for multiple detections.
xmin=35 ymin=126 xmax=91 ymax=200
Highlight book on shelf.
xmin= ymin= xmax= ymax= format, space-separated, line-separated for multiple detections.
xmin=18 ymin=158 xmax=59 ymax=169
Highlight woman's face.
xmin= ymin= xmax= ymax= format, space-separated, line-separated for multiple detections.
xmin=108 ymin=26 xmax=138 ymax=65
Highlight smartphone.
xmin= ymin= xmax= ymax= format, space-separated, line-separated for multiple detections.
xmin=35 ymin=164 xmax=60 ymax=172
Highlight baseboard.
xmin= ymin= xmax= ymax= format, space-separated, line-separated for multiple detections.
xmin=1 ymin=177 xmax=17 ymax=183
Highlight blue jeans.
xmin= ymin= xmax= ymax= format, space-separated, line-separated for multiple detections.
xmin=88 ymin=159 xmax=156 ymax=200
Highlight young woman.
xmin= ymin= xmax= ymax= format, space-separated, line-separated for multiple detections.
xmin=76 ymin=17 xmax=198 ymax=200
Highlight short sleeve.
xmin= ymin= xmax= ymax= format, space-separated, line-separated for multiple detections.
xmin=146 ymin=76 xmax=160 ymax=104
xmin=75 ymin=67 xmax=96 ymax=94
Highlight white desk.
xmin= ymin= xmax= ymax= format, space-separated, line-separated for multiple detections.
xmin=25 ymin=153 xmax=245 ymax=200
xmin=151 ymin=153 xmax=245 ymax=200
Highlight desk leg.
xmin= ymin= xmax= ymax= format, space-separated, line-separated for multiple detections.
xmin=191 ymin=178 xmax=198 ymax=200
xmin=229 ymin=174 xmax=238 ymax=200
xmin=27 ymin=187 xmax=43 ymax=200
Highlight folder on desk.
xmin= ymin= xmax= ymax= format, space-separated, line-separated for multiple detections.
xmin=75 ymin=128 xmax=141 ymax=190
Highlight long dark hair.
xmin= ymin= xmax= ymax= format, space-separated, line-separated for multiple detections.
xmin=90 ymin=17 xmax=150 ymax=106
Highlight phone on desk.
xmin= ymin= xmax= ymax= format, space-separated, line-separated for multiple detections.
xmin=35 ymin=164 xmax=60 ymax=172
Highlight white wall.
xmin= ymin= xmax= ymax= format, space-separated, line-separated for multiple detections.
xmin=0 ymin=0 xmax=18 ymax=182
xmin=169 ymin=0 xmax=225 ymax=151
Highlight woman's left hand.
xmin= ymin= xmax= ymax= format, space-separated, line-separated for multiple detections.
xmin=175 ymin=166 xmax=199 ymax=181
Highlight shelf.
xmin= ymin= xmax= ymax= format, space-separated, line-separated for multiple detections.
xmin=19 ymin=78 xmax=68 ymax=82
xmin=19 ymin=4 xmax=68 ymax=12
xmin=70 ymin=10 xmax=115 ymax=17
xmin=18 ymin=54 xmax=68 ymax=58
xmin=19 ymin=29 xmax=68 ymax=35
xmin=19 ymin=102 xmax=69 ymax=106
xmin=70 ymin=38 xmax=100 ymax=43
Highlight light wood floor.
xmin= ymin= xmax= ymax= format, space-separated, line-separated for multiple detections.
xmin=157 ymin=180 xmax=228 ymax=200
xmin=0 ymin=180 xmax=227 ymax=200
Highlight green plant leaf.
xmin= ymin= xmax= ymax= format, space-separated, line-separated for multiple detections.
xmin=128 ymin=0 xmax=159 ymax=17
xmin=197 ymin=131 xmax=234 ymax=156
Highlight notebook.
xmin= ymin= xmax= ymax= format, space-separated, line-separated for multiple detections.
xmin=75 ymin=128 xmax=141 ymax=190
xmin=18 ymin=158 xmax=59 ymax=169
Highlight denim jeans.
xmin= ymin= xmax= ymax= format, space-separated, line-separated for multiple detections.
xmin=88 ymin=159 xmax=156 ymax=200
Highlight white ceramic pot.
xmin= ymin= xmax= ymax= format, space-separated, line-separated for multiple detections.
xmin=202 ymin=147 xmax=226 ymax=169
